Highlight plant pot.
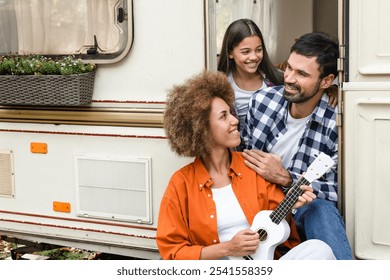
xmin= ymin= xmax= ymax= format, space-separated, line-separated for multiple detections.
xmin=0 ymin=71 xmax=95 ymax=106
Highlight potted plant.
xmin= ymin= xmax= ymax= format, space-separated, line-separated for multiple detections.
xmin=0 ymin=55 xmax=96 ymax=106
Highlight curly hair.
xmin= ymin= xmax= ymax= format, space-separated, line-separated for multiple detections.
xmin=164 ymin=71 xmax=235 ymax=157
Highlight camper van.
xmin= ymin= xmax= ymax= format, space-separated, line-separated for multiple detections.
xmin=0 ymin=0 xmax=389 ymax=260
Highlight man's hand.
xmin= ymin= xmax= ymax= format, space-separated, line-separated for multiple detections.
xmin=242 ymin=149 xmax=293 ymax=186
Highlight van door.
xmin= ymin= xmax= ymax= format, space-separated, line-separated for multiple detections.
xmin=343 ymin=0 xmax=390 ymax=259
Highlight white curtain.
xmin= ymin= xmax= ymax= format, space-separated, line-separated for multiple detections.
xmin=217 ymin=0 xmax=266 ymax=51
xmin=232 ymin=0 xmax=276 ymax=58
xmin=87 ymin=0 xmax=120 ymax=52
xmin=0 ymin=0 xmax=18 ymax=53
xmin=216 ymin=0 xmax=277 ymax=61
xmin=230 ymin=0 xmax=262 ymax=24
xmin=1 ymin=0 xmax=120 ymax=55
xmin=257 ymin=0 xmax=276 ymax=62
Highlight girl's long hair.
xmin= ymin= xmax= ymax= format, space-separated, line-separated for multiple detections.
xmin=217 ymin=18 xmax=283 ymax=85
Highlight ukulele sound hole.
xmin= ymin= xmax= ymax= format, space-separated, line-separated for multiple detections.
xmin=257 ymin=229 xmax=268 ymax=242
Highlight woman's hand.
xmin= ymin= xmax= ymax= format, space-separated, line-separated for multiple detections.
xmin=292 ymin=185 xmax=316 ymax=209
xmin=200 ymin=229 xmax=260 ymax=260
xmin=228 ymin=229 xmax=260 ymax=257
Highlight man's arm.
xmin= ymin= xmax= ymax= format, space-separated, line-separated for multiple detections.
xmin=242 ymin=149 xmax=338 ymax=203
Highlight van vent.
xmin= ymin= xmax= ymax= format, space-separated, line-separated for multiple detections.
xmin=0 ymin=149 xmax=15 ymax=197
xmin=75 ymin=154 xmax=152 ymax=224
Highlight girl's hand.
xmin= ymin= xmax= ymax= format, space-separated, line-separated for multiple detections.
xmin=327 ymin=85 xmax=338 ymax=108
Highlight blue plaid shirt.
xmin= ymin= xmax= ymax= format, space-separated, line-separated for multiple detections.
xmin=241 ymin=85 xmax=338 ymax=203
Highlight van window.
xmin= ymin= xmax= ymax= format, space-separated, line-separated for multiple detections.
xmin=0 ymin=0 xmax=133 ymax=63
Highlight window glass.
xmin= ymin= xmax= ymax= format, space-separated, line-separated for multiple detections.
xmin=0 ymin=0 xmax=132 ymax=63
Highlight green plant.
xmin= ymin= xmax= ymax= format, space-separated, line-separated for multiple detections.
xmin=0 ymin=240 xmax=17 ymax=260
xmin=38 ymin=247 xmax=92 ymax=260
xmin=0 ymin=55 xmax=96 ymax=75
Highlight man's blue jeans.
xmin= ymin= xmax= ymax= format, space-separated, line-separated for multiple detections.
xmin=293 ymin=199 xmax=353 ymax=260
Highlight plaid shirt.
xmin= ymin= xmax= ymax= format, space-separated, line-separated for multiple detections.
xmin=241 ymin=85 xmax=338 ymax=203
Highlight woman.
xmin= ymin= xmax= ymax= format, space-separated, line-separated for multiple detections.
xmin=156 ymin=71 xmax=335 ymax=260
xmin=218 ymin=19 xmax=337 ymax=132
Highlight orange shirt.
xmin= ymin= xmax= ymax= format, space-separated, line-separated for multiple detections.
xmin=156 ymin=151 xmax=300 ymax=260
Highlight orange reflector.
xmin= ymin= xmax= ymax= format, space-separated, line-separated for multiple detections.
xmin=30 ymin=142 xmax=47 ymax=154
xmin=53 ymin=201 xmax=71 ymax=213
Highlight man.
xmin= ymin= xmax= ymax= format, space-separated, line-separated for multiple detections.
xmin=241 ymin=32 xmax=352 ymax=259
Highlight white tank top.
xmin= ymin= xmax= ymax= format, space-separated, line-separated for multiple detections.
xmin=211 ymin=184 xmax=250 ymax=242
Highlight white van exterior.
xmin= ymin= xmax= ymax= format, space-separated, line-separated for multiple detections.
xmin=0 ymin=0 xmax=389 ymax=260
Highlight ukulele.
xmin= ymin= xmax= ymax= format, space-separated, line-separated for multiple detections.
xmin=229 ymin=152 xmax=335 ymax=260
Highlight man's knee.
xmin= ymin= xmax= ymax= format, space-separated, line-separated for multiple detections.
xmin=297 ymin=199 xmax=339 ymax=220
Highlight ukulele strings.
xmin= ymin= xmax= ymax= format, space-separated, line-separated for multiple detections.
xmin=243 ymin=177 xmax=310 ymax=260
xmin=270 ymin=177 xmax=309 ymax=224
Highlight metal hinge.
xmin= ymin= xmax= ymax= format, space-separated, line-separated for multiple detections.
xmin=336 ymin=45 xmax=346 ymax=122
